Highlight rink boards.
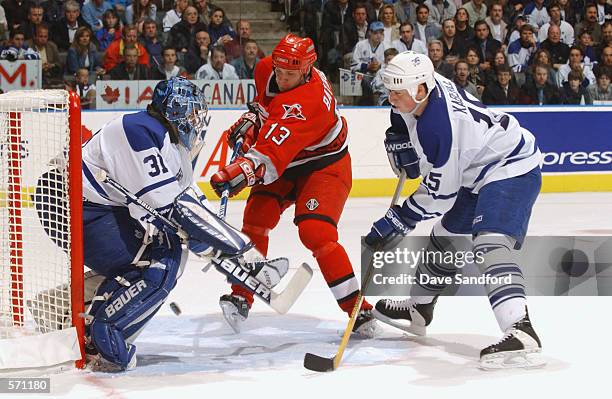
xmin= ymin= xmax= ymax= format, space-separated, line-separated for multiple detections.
xmin=81 ymin=106 xmax=612 ymax=198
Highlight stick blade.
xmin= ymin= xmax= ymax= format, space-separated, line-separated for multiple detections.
xmin=303 ymin=353 xmax=336 ymax=372
xmin=270 ymin=263 xmax=313 ymax=314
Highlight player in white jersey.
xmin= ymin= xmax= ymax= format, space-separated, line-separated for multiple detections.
xmin=36 ymin=77 xmax=289 ymax=371
xmin=365 ymin=52 xmax=544 ymax=370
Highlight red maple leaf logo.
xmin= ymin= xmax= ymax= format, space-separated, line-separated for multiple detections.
xmin=101 ymin=86 xmax=120 ymax=104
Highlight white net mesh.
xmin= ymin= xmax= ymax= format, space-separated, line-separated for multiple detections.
xmin=0 ymin=90 xmax=73 ymax=341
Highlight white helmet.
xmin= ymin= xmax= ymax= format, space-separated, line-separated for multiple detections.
xmin=382 ymin=51 xmax=436 ymax=102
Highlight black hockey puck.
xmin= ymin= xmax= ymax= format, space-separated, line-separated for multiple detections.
xmin=170 ymin=302 xmax=182 ymax=316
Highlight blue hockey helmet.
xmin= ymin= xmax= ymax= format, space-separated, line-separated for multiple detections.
xmin=150 ymin=77 xmax=208 ymax=155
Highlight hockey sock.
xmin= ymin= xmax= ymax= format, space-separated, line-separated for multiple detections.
xmin=473 ymin=234 xmax=527 ymax=331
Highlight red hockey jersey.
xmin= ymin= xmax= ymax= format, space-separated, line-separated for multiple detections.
xmin=244 ymin=56 xmax=348 ymax=184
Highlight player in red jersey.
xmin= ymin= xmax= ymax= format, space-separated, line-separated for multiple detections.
xmin=211 ymin=34 xmax=379 ymax=337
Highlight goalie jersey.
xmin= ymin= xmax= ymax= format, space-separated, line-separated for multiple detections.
xmin=81 ymin=111 xmax=197 ymax=225
xmin=394 ymin=73 xmax=542 ymax=222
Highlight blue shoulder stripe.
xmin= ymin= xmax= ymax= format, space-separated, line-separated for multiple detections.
xmin=415 ymin=83 xmax=453 ymax=168
xmin=123 ymin=111 xmax=168 ymax=152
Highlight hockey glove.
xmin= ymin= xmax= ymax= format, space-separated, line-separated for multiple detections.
xmin=384 ymin=127 xmax=421 ymax=179
xmin=365 ymin=205 xmax=416 ymax=248
xmin=210 ymin=156 xmax=265 ymax=198
xmin=225 ymin=111 xmax=259 ymax=153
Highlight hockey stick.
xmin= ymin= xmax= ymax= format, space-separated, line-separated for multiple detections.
xmin=303 ymin=170 xmax=407 ymax=372
xmin=95 ymin=170 xmax=312 ymax=314
xmin=217 ymin=138 xmax=243 ymax=219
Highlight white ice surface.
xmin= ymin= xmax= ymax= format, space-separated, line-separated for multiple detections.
xmin=4 ymin=193 xmax=612 ymax=399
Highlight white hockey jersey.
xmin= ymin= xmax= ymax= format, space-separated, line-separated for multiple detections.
xmin=392 ymin=74 xmax=542 ymax=222
xmin=82 ymin=111 xmax=197 ymax=226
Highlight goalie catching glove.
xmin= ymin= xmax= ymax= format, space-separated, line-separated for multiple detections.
xmin=172 ymin=188 xmax=288 ymax=289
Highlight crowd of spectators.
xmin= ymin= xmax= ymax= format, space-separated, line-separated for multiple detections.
xmin=300 ymin=0 xmax=612 ymax=105
xmin=0 ymin=0 xmax=266 ymax=108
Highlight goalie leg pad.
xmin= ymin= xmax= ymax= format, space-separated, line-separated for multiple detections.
xmin=88 ymin=235 xmax=184 ymax=369
xmin=173 ymin=188 xmax=252 ymax=258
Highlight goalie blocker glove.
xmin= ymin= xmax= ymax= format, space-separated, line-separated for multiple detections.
xmin=365 ymin=205 xmax=417 ymax=248
xmin=211 ymin=156 xmax=265 ymax=198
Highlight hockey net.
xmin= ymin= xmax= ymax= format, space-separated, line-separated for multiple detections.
xmin=0 ymin=90 xmax=84 ymax=370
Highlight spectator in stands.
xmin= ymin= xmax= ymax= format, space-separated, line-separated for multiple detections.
xmin=465 ymin=46 xmax=486 ymax=95
xmin=170 ymin=6 xmax=207 ymax=55
xmin=595 ymin=0 xmax=612 ymax=25
xmin=73 ymin=68 xmax=96 ymax=109
xmin=103 ymin=25 xmax=149 ymax=71
xmin=152 ymin=46 xmax=188 ymax=79
xmin=391 ymin=21 xmax=427 ymax=54
xmin=109 ymin=44 xmax=151 ymax=79
xmin=453 ymin=59 xmax=481 ymax=99
xmin=341 ymin=3 xmax=369 ymax=59
xmin=96 ymin=10 xmax=122 ymax=51
xmin=540 ymin=24 xmax=570 ymax=70
xmin=125 ymin=0 xmax=157 ymax=33
xmin=557 ymin=46 xmax=596 ymax=88
xmin=393 ymin=0 xmax=417 ymax=25
xmin=463 ymin=0 xmax=487 ymax=28
xmin=366 ymin=0 xmax=384 ymax=22
xmin=485 ymin=1 xmax=508 ymax=44
xmin=351 ymin=21 xmax=385 ymax=73
xmin=163 ymin=0 xmax=188 ymax=33
xmin=195 ymin=44 xmax=238 ymax=79
xmin=578 ymin=30 xmax=597 ymax=68
xmin=380 ymin=4 xmax=400 ymax=48
xmin=141 ymin=19 xmax=162 ymax=69
xmin=588 ymin=66 xmax=612 ymax=102
xmin=66 ymin=27 xmax=103 ymax=75
xmin=440 ymin=18 xmax=466 ymax=61
xmin=82 ymin=0 xmax=113 ymax=32
xmin=519 ymin=64 xmax=561 ymax=104
xmin=523 ymin=0 xmax=549 ymax=31
xmin=321 ymin=0 xmax=352 ymax=74
xmin=184 ymin=28 xmax=210 ymax=74
xmin=225 ymin=19 xmax=265 ymax=62
xmin=537 ymin=2 xmax=574 ymax=46
xmin=454 ymin=7 xmax=474 ymax=43
xmin=596 ymin=22 xmax=612 ymax=62
xmin=51 ymin=1 xmax=91 ymax=51
xmin=576 ymin=4 xmax=602 ymax=45
xmin=594 ymin=45 xmax=612 ymax=76
xmin=27 ymin=24 xmax=61 ymax=87
xmin=470 ymin=20 xmax=501 ymax=73
xmin=482 ymin=64 xmax=519 ymax=104
xmin=231 ymin=38 xmax=259 ymax=79
xmin=40 ymin=0 xmax=63 ymax=24
xmin=3 ymin=0 xmax=32 ymax=33
xmin=508 ymin=24 xmax=537 ymax=74
xmin=560 ymin=70 xmax=593 ymax=104
xmin=372 ymin=47 xmax=399 ymax=105
xmin=557 ymin=0 xmax=575 ymax=26
xmin=413 ymin=4 xmax=440 ymax=42
xmin=0 ymin=6 xmax=8 ymax=42
xmin=429 ymin=39 xmax=454 ymax=78
xmin=22 ymin=4 xmax=43 ymax=40
xmin=208 ymin=7 xmax=236 ymax=46
xmin=506 ymin=14 xmax=525 ymax=45
xmin=194 ymin=0 xmax=227 ymax=26
xmin=527 ymin=48 xmax=557 ymax=86
xmin=424 ymin=0 xmax=456 ymax=25
xmin=1 ymin=28 xmax=39 ymax=60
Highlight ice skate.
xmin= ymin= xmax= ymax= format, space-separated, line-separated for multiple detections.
xmin=372 ymin=297 xmax=437 ymax=336
xmin=351 ymin=309 xmax=382 ymax=338
xmin=480 ymin=309 xmax=545 ymax=370
xmin=219 ymin=294 xmax=250 ymax=333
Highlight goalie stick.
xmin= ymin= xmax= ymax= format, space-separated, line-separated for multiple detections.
xmin=303 ymin=170 xmax=407 ymax=372
xmin=95 ymin=170 xmax=312 ymax=314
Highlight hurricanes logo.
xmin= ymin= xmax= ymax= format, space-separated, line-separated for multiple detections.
xmin=281 ymin=104 xmax=306 ymax=120
xmin=306 ymin=198 xmax=319 ymax=211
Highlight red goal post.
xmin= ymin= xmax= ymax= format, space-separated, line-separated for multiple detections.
xmin=0 ymin=90 xmax=84 ymax=370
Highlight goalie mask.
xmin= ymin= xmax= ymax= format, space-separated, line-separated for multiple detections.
xmin=150 ymin=77 xmax=208 ymax=158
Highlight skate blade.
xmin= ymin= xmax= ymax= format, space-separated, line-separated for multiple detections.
xmin=372 ymin=308 xmax=426 ymax=336
xmin=479 ymin=349 xmax=546 ymax=370
xmin=219 ymin=300 xmax=245 ymax=334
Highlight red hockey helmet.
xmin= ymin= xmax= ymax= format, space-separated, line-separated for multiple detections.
xmin=272 ymin=34 xmax=317 ymax=75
